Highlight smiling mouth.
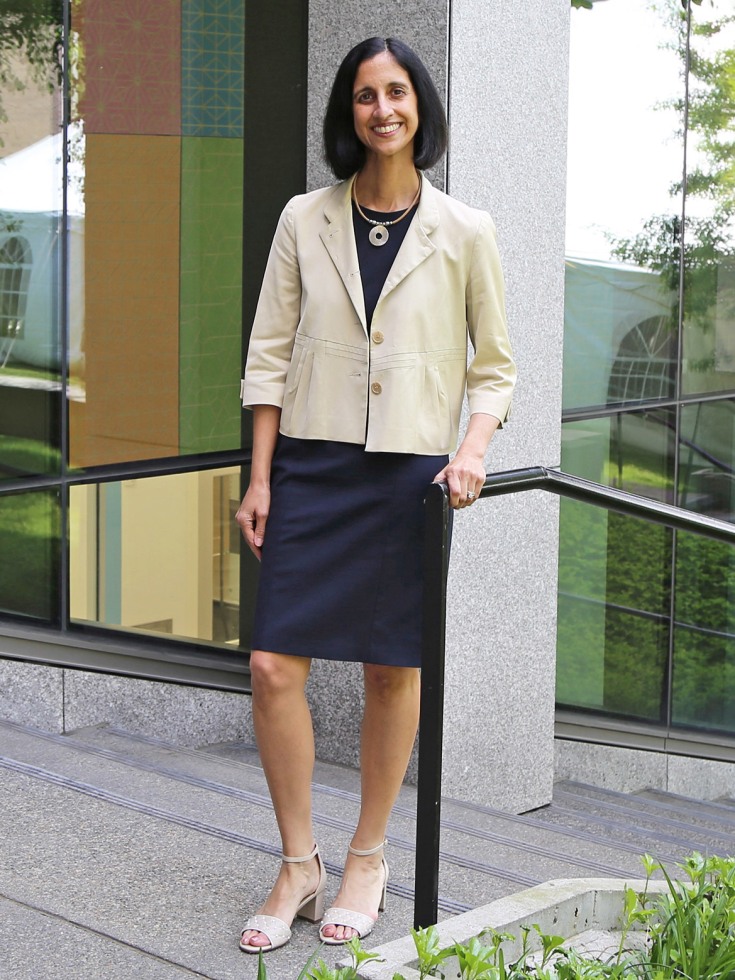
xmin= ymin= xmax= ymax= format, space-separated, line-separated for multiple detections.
xmin=373 ymin=123 xmax=401 ymax=135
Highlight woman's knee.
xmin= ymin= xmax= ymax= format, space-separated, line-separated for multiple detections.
xmin=250 ymin=650 xmax=310 ymax=699
xmin=363 ymin=664 xmax=419 ymax=702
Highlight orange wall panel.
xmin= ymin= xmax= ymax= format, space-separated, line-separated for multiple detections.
xmin=72 ymin=134 xmax=181 ymax=467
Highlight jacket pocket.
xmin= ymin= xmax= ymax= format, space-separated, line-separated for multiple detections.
xmin=418 ymin=363 xmax=453 ymax=449
xmin=285 ymin=336 xmax=309 ymax=395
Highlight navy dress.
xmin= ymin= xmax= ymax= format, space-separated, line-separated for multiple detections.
xmin=251 ymin=203 xmax=448 ymax=668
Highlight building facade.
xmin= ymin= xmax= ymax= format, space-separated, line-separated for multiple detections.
xmin=0 ymin=0 xmax=732 ymax=810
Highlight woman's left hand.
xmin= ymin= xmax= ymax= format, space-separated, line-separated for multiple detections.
xmin=432 ymin=412 xmax=499 ymax=509
xmin=433 ymin=450 xmax=485 ymax=509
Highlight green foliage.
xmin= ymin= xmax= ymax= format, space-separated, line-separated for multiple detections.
xmin=571 ymin=0 xmax=704 ymax=9
xmin=412 ymin=925 xmax=456 ymax=979
xmin=640 ymin=853 xmax=735 ymax=980
xmin=0 ymin=0 xmax=63 ymax=142
xmin=408 ymin=853 xmax=735 ymax=979
xmin=0 ymin=487 xmax=59 ymax=620
xmin=259 ymin=855 xmax=735 ymax=979
xmin=608 ymin=0 xmax=735 ymax=343
xmin=556 ymin=500 xmax=673 ymax=721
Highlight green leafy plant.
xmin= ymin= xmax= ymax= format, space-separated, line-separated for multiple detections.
xmin=255 ymin=937 xmax=383 ymax=980
xmin=265 ymin=855 xmax=735 ymax=979
xmin=642 ymin=853 xmax=735 ymax=980
xmin=412 ymin=924 xmax=456 ymax=979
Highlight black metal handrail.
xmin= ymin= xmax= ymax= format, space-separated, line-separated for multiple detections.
xmin=414 ymin=465 xmax=735 ymax=929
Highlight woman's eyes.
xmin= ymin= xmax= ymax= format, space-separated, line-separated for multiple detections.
xmin=355 ymin=88 xmax=408 ymax=103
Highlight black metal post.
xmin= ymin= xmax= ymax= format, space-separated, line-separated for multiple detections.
xmin=414 ymin=481 xmax=450 ymax=929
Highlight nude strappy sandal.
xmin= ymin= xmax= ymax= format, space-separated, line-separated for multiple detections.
xmin=239 ymin=843 xmax=326 ymax=954
xmin=318 ymin=840 xmax=388 ymax=945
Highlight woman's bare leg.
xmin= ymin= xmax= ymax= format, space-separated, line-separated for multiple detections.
xmin=241 ymin=649 xmax=320 ymax=947
xmin=320 ymin=664 xmax=420 ymax=942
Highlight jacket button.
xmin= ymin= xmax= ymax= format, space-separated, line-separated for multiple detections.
xmin=372 ymin=330 xmax=384 ymax=344
xmin=371 ymin=382 xmax=382 ymax=395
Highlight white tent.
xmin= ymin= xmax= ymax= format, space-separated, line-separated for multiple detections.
xmin=0 ymin=126 xmax=84 ymax=372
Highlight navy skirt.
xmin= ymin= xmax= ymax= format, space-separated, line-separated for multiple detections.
xmin=251 ymin=436 xmax=448 ymax=667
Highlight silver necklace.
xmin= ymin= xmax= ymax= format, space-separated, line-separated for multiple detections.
xmin=352 ymin=173 xmax=421 ymax=247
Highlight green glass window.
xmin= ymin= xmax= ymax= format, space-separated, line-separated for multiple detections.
xmin=672 ymin=532 xmax=735 ymax=732
xmin=557 ymin=499 xmax=671 ymax=723
xmin=0 ymin=488 xmax=60 ymax=622
xmin=678 ymin=399 xmax=735 ymax=520
xmin=560 ymin=0 xmax=735 ymax=739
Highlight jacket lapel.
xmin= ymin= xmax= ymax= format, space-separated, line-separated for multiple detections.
xmin=320 ymin=178 xmax=368 ymax=335
xmin=376 ymin=173 xmax=438 ymax=305
xmin=319 ymin=173 xmax=440 ymax=334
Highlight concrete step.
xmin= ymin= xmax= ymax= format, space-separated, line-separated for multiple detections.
xmin=0 ymin=722 xmax=511 ymax=911
xmin=560 ymin=780 xmax=735 ymax=836
xmin=553 ymin=782 xmax=735 ymax=853
xmin=36 ymin=722 xmax=654 ymax=888
xmin=1 ymin=717 xmax=727 ymax=980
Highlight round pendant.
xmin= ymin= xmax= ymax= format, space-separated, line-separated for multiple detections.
xmin=369 ymin=224 xmax=389 ymax=247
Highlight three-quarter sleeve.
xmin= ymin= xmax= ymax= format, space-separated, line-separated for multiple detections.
xmin=240 ymin=200 xmax=302 ymax=409
xmin=465 ymin=212 xmax=516 ymax=425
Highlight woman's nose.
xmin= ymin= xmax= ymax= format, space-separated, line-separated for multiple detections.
xmin=373 ymin=94 xmax=391 ymax=117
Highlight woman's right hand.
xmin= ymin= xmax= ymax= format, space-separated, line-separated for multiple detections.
xmin=236 ymin=483 xmax=270 ymax=560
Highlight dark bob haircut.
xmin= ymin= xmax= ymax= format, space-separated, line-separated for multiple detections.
xmin=323 ymin=37 xmax=448 ymax=180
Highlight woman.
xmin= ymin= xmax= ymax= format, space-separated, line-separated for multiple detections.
xmin=236 ymin=36 xmax=515 ymax=953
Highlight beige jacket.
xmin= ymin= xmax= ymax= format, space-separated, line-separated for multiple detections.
xmin=240 ymin=174 xmax=516 ymax=455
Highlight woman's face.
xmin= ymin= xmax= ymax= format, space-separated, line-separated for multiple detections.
xmin=352 ymin=51 xmax=419 ymax=166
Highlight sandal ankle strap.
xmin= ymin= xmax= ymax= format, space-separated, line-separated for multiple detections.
xmin=348 ymin=839 xmax=387 ymax=857
xmin=282 ymin=842 xmax=319 ymax=864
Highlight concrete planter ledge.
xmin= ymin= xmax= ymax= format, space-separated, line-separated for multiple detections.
xmin=352 ymin=878 xmax=669 ymax=979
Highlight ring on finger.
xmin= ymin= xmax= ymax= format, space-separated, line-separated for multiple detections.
xmin=466 ymin=490 xmax=476 ymax=501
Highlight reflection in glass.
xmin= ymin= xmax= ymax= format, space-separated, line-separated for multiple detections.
xmin=556 ymin=501 xmax=671 ymax=722
xmin=70 ymin=467 xmax=253 ymax=648
xmin=672 ymin=532 xmax=735 ymax=731
xmin=563 ymin=261 xmax=678 ymax=413
xmin=68 ymin=0 xmax=245 ymax=468
xmin=561 ymin=408 xmax=675 ymax=502
xmin=682 ymin=0 xmax=735 ymax=398
xmin=0 ymin=488 xmax=60 ymax=622
xmin=678 ymin=399 xmax=735 ymax=520
xmin=563 ymin=0 xmax=683 ymax=413
xmin=0 ymin=1 xmax=63 ymax=479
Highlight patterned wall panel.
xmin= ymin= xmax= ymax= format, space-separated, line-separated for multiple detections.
xmin=77 ymin=0 xmax=181 ymax=136
xmin=182 ymin=0 xmax=245 ymax=137
xmin=179 ymin=137 xmax=243 ymax=454
xmin=73 ymin=135 xmax=181 ymax=466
